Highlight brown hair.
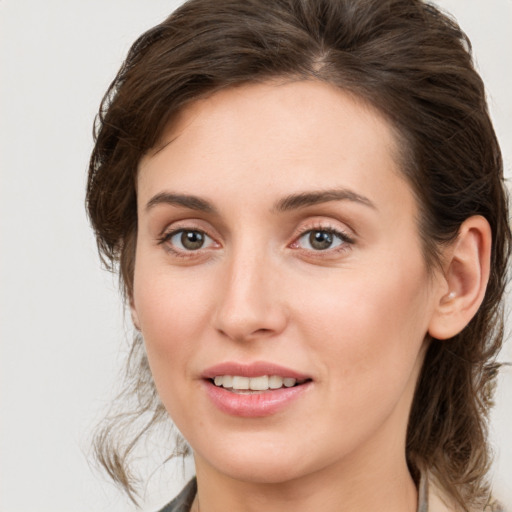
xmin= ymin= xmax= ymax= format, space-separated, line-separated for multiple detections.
xmin=86 ymin=0 xmax=511 ymax=508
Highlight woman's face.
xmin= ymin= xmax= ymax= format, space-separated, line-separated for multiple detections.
xmin=132 ymin=81 xmax=443 ymax=485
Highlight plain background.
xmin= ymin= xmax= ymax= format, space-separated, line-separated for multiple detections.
xmin=1 ymin=1 xmax=511 ymax=511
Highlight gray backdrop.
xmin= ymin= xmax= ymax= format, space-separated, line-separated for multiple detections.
xmin=1 ymin=1 xmax=510 ymax=510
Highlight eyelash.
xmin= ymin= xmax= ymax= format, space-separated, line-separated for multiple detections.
xmin=291 ymin=224 xmax=355 ymax=254
xmin=157 ymin=223 xmax=355 ymax=258
xmin=157 ymin=228 xmax=217 ymax=258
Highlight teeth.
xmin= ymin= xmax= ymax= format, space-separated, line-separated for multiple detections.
xmin=268 ymin=375 xmax=283 ymax=389
xmin=283 ymin=377 xmax=296 ymax=388
xmin=232 ymin=376 xmax=249 ymax=390
xmin=249 ymin=375 xmax=268 ymax=390
xmin=212 ymin=375 xmax=299 ymax=391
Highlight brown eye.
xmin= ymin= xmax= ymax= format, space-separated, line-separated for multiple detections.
xmin=309 ymin=231 xmax=334 ymax=250
xmin=166 ymin=229 xmax=214 ymax=251
xmin=296 ymin=229 xmax=348 ymax=251
xmin=180 ymin=230 xmax=205 ymax=250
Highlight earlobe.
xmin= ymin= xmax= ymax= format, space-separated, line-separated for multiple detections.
xmin=428 ymin=216 xmax=491 ymax=340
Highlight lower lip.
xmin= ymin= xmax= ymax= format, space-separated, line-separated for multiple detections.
xmin=203 ymin=380 xmax=312 ymax=417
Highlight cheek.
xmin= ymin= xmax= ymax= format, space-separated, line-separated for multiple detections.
xmin=299 ymin=258 xmax=431 ymax=396
xmin=134 ymin=255 xmax=213 ymax=333
xmin=132 ymin=261 xmax=215 ymax=397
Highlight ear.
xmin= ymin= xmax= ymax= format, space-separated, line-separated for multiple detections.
xmin=428 ymin=215 xmax=491 ymax=340
xmin=129 ymin=297 xmax=141 ymax=331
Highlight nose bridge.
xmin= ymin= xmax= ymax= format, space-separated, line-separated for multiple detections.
xmin=214 ymin=240 xmax=286 ymax=341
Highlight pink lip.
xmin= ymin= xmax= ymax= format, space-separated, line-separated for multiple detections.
xmin=201 ymin=361 xmax=312 ymax=418
xmin=201 ymin=361 xmax=311 ymax=380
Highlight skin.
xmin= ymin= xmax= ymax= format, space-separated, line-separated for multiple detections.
xmin=131 ymin=80 xmax=458 ymax=512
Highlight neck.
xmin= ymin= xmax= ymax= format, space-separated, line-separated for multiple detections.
xmin=193 ymin=448 xmax=418 ymax=512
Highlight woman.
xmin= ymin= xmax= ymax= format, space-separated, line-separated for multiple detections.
xmin=86 ymin=0 xmax=511 ymax=510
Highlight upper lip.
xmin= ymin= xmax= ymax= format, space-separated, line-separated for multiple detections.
xmin=201 ymin=361 xmax=311 ymax=380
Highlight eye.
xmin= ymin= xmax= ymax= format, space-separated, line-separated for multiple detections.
xmin=295 ymin=229 xmax=350 ymax=251
xmin=164 ymin=229 xmax=216 ymax=251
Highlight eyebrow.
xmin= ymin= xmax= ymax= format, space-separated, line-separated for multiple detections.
xmin=273 ymin=188 xmax=376 ymax=212
xmin=145 ymin=192 xmax=217 ymax=213
xmin=145 ymin=188 xmax=376 ymax=214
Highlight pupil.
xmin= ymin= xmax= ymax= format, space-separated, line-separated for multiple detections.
xmin=181 ymin=231 xmax=204 ymax=250
xmin=309 ymin=231 xmax=333 ymax=250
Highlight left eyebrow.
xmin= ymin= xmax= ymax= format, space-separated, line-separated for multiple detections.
xmin=273 ymin=188 xmax=377 ymax=212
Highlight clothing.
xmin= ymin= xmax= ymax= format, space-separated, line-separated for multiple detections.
xmin=157 ymin=478 xmax=196 ymax=512
xmin=156 ymin=474 xmax=506 ymax=512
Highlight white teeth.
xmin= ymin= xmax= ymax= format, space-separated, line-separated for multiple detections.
xmin=249 ymin=375 xmax=268 ymax=391
xmin=212 ymin=375 xmax=301 ymax=391
xmin=283 ymin=377 xmax=296 ymax=388
xmin=222 ymin=375 xmax=233 ymax=388
xmin=232 ymin=376 xmax=249 ymax=390
xmin=268 ymin=375 xmax=283 ymax=389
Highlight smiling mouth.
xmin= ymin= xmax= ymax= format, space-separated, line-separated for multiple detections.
xmin=210 ymin=375 xmax=310 ymax=393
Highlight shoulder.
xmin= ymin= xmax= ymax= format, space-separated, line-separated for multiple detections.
xmin=157 ymin=478 xmax=197 ymax=512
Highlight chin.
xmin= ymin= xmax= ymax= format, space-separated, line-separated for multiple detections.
xmin=192 ymin=431 xmax=332 ymax=485
xmin=216 ymin=457 xmax=311 ymax=485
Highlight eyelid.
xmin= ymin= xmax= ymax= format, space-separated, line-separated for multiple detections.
xmin=288 ymin=220 xmax=356 ymax=254
xmin=292 ymin=219 xmax=355 ymax=243
xmin=161 ymin=228 xmax=215 ymax=246
xmin=156 ymin=217 xmax=221 ymax=241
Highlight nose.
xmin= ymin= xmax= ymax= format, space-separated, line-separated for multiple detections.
xmin=213 ymin=251 xmax=288 ymax=342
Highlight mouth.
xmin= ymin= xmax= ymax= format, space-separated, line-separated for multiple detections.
xmin=209 ymin=375 xmax=311 ymax=394
xmin=201 ymin=362 xmax=313 ymax=417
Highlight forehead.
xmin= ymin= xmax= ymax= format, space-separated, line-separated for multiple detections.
xmin=137 ymin=80 xmax=413 ymax=217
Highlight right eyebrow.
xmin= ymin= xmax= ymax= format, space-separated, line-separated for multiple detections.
xmin=145 ymin=192 xmax=217 ymax=214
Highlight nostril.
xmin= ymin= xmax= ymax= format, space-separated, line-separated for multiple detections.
xmin=216 ymin=326 xmax=278 ymax=342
